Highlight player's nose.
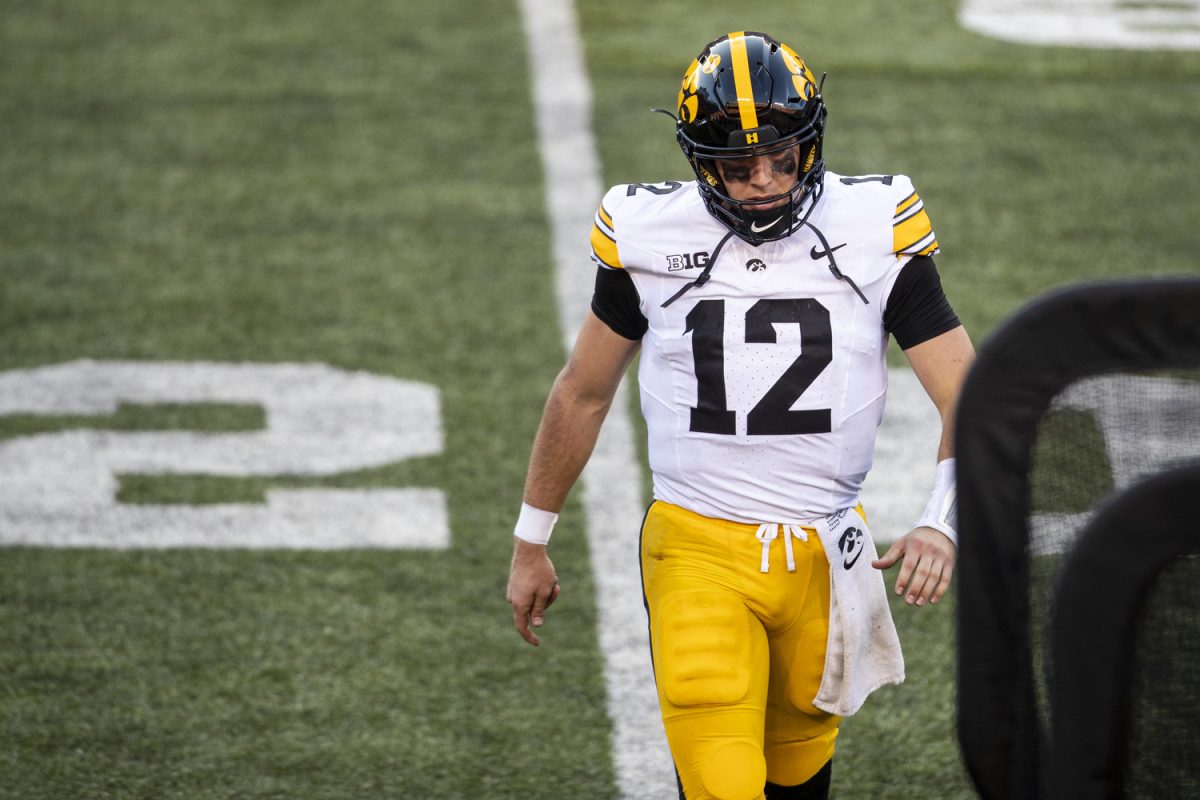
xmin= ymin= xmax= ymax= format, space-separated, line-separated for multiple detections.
xmin=748 ymin=156 xmax=773 ymax=188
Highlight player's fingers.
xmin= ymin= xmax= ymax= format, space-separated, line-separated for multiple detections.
xmin=530 ymin=582 xmax=557 ymax=628
xmin=895 ymin=550 xmax=923 ymax=601
xmin=912 ymin=557 xmax=943 ymax=607
xmin=871 ymin=539 xmax=904 ymax=570
xmin=902 ymin=556 xmax=931 ymax=606
xmin=930 ymin=558 xmax=954 ymax=605
xmin=512 ymin=602 xmax=540 ymax=647
xmin=545 ymin=581 xmax=561 ymax=609
xmin=509 ymin=584 xmax=541 ymax=645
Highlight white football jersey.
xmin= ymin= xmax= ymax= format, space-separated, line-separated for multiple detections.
xmin=589 ymin=172 xmax=940 ymax=525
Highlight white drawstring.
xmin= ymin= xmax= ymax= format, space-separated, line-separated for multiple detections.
xmin=754 ymin=523 xmax=808 ymax=573
xmin=755 ymin=524 xmax=775 ymax=572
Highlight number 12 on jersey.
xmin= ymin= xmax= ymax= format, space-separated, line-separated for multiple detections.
xmin=685 ymin=298 xmax=833 ymax=436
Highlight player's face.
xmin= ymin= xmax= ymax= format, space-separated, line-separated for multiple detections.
xmin=714 ymin=145 xmax=801 ymax=208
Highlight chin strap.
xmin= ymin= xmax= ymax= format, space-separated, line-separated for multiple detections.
xmin=660 ymin=230 xmax=736 ymax=308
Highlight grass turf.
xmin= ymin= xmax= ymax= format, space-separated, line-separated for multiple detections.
xmin=579 ymin=2 xmax=1199 ymax=796
xmin=1 ymin=0 xmax=616 ymax=797
xmin=2 ymin=0 xmax=1198 ymax=797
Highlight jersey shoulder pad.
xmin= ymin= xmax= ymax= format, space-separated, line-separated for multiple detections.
xmin=589 ymin=185 xmax=628 ymax=270
xmin=589 ymin=181 xmax=693 ymax=270
xmin=828 ymin=173 xmax=940 ymax=260
xmin=887 ymin=174 xmax=940 ymax=259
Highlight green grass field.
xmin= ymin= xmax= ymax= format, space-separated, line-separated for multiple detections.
xmin=2 ymin=1 xmax=1198 ymax=798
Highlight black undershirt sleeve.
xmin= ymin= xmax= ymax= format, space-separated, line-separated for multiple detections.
xmin=592 ymin=258 xmax=952 ymax=346
xmin=883 ymin=255 xmax=961 ymax=350
xmin=590 ymin=265 xmax=648 ymax=340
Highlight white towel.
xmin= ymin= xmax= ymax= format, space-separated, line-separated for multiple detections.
xmin=810 ymin=508 xmax=905 ymax=716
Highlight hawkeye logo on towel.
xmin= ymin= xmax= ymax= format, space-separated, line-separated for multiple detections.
xmin=838 ymin=526 xmax=865 ymax=570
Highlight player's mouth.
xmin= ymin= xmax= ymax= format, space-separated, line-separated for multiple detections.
xmin=743 ymin=196 xmax=786 ymax=210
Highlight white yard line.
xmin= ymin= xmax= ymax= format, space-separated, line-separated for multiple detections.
xmin=516 ymin=4 xmax=941 ymax=797
xmin=517 ymin=2 xmax=677 ymax=798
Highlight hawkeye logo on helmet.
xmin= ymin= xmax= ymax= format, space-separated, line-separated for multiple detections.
xmin=666 ymin=251 xmax=710 ymax=272
xmin=744 ymin=131 xmax=759 ymax=145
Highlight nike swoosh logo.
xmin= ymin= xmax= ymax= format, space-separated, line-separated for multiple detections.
xmin=810 ymin=242 xmax=847 ymax=260
xmin=750 ymin=216 xmax=783 ymax=233
xmin=844 ymin=547 xmax=863 ymax=570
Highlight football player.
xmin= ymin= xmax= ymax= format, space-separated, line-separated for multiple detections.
xmin=506 ymin=31 xmax=974 ymax=800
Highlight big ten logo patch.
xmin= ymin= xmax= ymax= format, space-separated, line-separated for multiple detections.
xmin=0 ymin=360 xmax=448 ymax=550
xmin=666 ymin=251 xmax=711 ymax=272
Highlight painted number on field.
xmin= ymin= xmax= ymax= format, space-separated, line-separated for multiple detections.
xmin=960 ymin=0 xmax=1200 ymax=50
xmin=0 ymin=360 xmax=448 ymax=549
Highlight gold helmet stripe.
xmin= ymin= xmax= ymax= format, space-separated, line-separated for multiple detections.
xmin=727 ymin=32 xmax=760 ymax=132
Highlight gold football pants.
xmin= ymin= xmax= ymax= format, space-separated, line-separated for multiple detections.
xmin=641 ymin=500 xmax=840 ymax=800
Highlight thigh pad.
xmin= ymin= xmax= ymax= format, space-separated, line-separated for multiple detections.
xmin=656 ymin=591 xmax=753 ymax=708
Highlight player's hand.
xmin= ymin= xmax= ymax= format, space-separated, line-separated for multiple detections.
xmin=871 ymin=527 xmax=956 ymax=607
xmin=506 ymin=538 xmax=561 ymax=646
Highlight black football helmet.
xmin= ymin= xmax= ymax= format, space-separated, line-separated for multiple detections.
xmin=675 ymin=32 xmax=827 ymax=244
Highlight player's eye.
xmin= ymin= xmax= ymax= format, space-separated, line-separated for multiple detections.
xmin=770 ymin=153 xmax=797 ymax=175
xmin=722 ymin=167 xmax=751 ymax=183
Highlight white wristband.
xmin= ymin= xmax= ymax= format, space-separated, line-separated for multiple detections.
xmin=915 ymin=458 xmax=958 ymax=547
xmin=513 ymin=502 xmax=559 ymax=545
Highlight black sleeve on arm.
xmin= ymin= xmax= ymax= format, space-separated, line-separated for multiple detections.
xmin=590 ymin=265 xmax=648 ymax=341
xmin=883 ymin=255 xmax=961 ymax=350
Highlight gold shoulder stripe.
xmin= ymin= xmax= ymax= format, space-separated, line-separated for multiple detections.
xmin=896 ymin=230 xmax=937 ymax=257
xmin=894 ymin=198 xmax=924 ymax=226
xmin=916 ymin=240 xmax=940 ymax=257
xmin=727 ymin=32 xmax=760 ymax=131
xmin=894 ymin=191 xmax=920 ymax=216
xmin=590 ymin=223 xmax=623 ymax=269
xmin=893 ymin=206 xmax=936 ymax=255
xmin=598 ymin=202 xmax=613 ymax=230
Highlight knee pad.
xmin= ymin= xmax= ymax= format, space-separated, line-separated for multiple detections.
xmin=764 ymin=728 xmax=838 ymax=791
xmin=700 ymin=739 xmax=766 ymax=800
xmin=656 ymin=592 xmax=752 ymax=707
